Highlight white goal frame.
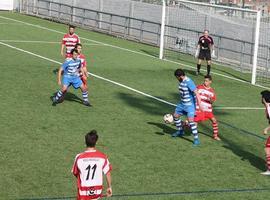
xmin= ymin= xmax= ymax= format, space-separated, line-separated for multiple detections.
xmin=159 ymin=0 xmax=261 ymax=86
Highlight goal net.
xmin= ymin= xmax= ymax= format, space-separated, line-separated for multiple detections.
xmin=162 ymin=0 xmax=269 ymax=86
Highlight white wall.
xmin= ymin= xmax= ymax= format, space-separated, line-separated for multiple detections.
xmin=0 ymin=0 xmax=14 ymax=10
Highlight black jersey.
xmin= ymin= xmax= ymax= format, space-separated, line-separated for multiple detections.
xmin=198 ymin=36 xmax=214 ymax=50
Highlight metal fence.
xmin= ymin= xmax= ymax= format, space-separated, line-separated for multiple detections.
xmin=19 ymin=0 xmax=270 ymax=75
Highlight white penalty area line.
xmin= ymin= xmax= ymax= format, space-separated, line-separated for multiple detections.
xmin=0 ymin=39 xmax=104 ymax=46
xmin=0 ymin=15 xmax=268 ymax=90
xmin=0 ymin=40 xmax=263 ymax=111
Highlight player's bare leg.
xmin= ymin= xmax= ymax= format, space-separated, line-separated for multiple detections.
xmin=210 ymin=117 xmax=220 ymax=141
xmin=261 ymin=147 xmax=270 ymax=175
xmin=172 ymin=113 xmax=184 ymax=137
xmin=80 ymin=84 xmax=91 ymax=107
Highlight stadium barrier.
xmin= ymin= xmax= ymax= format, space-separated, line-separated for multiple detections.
xmin=18 ymin=0 xmax=270 ymax=87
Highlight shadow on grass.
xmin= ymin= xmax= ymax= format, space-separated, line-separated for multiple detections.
xmin=147 ymin=122 xmax=193 ymax=143
xmin=116 ymin=92 xmax=172 ymax=116
xmin=141 ymin=49 xmax=250 ymax=82
xmin=200 ymin=120 xmax=266 ymax=171
xmin=51 ymin=92 xmax=83 ymax=105
xmin=222 ymin=136 xmax=266 ymax=171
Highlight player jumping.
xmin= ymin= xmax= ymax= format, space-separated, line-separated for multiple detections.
xmin=194 ymin=75 xmax=220 ymax=141
xmin=52 ymin=48 xmax=91 ymax=106
xmin=61 ymin=25 xmax=80 ymax=59
xmin=172 ymin=69 xmax=201 ymax=146
xmin=260 ymin=90 xmax=270 ymax=175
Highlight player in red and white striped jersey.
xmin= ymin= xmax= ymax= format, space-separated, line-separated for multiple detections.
xmin=261 ymin=90 xmax=270 ymax=175
xmin=75 ymin=43 xmax=89 ymax=89
xmin=61 ymin=25 xmax=80 ymax=59
xmin=194 ymin=75 xmax=220 ymax=140
xmin=72 ymin=130 xmax=112 ymax=199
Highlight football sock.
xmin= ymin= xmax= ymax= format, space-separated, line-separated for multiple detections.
xmin=55 ymin=90 xmax=63 ymax=101
xmin=174 ymin=117 xmax=183 ymax=131
xmin=197 ymin=64 xmax=201 ymax=73
xmin=267 ymin=155 xmax=270 ymax=170
xmin=82 ymin=91 xmax=89 ymax=102
xmin=207 ymin=64 xmax=211 ymax=75
xmin=189 ymin=121 xmax=199 ymax=139
xmin=212 ymin=121 xmax=219 ymax=137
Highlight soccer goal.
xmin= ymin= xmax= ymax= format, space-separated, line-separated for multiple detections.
xmin=159 ymin=0 xmax=269 ymax=87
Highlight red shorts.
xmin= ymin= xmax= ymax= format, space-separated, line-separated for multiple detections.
xmin=266 ymin=136 xmax=270 ymax=148
xmin=194 ymin=111 xmax=214 ymax=122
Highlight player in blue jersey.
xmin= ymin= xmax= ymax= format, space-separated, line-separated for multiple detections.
xmin=172 ymin=69 xmax=201 ymax=146
xmin=52 ymin=48 xmax=91 ymax=106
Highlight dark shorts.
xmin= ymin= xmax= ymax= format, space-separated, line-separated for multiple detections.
xmin=198 ymin=50 xmax=211 ymax=61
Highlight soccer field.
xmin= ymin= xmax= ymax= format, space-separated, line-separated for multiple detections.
xmin=0 ymin=11 xmax=270 ymax=200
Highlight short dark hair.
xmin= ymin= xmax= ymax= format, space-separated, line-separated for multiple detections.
xmin=174 ymin=69 xmax=185 ymax=77
xmin=70 ymin=48 xmax=78 ymax=55
xmin=204 ymin=29 xmax=209 ymax=33
xmin=75 ymin=43 xmax=82 ymax=49
xmin=261 ymin=90 xmax=270 ymax=103
xmin=85 ymin=130 xmax=99 ymax=147
xmin=69 ymin=25 xmax=76 ymax=29
xmin=204 ymin=75 xmax=212 ymax=81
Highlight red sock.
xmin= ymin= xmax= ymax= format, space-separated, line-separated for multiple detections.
xmin=212 ymin=122 xmax=219 ymax=137
xmin=266 ymin=156 xmax=270 ymax=170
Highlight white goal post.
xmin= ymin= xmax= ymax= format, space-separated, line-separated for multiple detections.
xmin=159 ymin=0 xmax=262 ymax=86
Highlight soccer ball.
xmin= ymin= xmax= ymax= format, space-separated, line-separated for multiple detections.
xmin=163 ymin=114 xmax=173 ymax=124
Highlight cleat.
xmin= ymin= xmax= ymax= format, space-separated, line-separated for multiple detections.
xmin=52 ymin=96 xmax=58 ymax=103
xmin=50 ymin=96 xmax=58 ymax=106
xmin=172 ymin=130 xmax=184 ymax=137
xmin=213 ymin=136 xmax=221 ymax=141
xmin=261 ymin=170 xmax=270 ymax=175
xmin=195 ymin=71 xmax=199 ymax=76
xmin=193 ymin=138 xmax=200 ymax=146
xmin=83 ymin=101 xmax=92 ymax=107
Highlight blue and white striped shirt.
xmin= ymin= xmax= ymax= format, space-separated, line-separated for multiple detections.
xmin=62 ymin=58 xmax=81 ymax=77
xmin=178 ymin=76 xmax=196 ymax=105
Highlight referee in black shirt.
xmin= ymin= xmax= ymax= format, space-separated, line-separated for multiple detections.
xmin=195 ymin=30 xmax=214 ymax=75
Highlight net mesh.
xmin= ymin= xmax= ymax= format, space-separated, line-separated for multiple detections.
xmin=164 ymin=0 xmax=257 ymax=74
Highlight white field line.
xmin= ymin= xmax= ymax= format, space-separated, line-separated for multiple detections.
xmin=0 ymin=41 xmax=263 ymax=111
xmin=214 ymin=107 xmax=264 ymax=110
xmin=0 ymin=39 xmax=104 ymax=46
xmin=0 ymin=15 xmax=268 ymax=89
xmin=0 ymin=22 xmax=22 ymax=25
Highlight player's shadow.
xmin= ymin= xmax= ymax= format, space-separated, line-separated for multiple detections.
xmin=51 ymin=92 xmax=83 ymax=105
xmin=147 ymin=122 xmax=193 ymax=143
xmin=64 ymin=92 xmax=83 ymax=104
xmin=201 ymin=120 xmax=265 ymax=171
xmin=221 ymin=136 xmax=266 ymax=171
xmin=190 ymin=119 xmax=265 ymax=171
xmin=116 ymin=92 xmax=172 ymax=116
